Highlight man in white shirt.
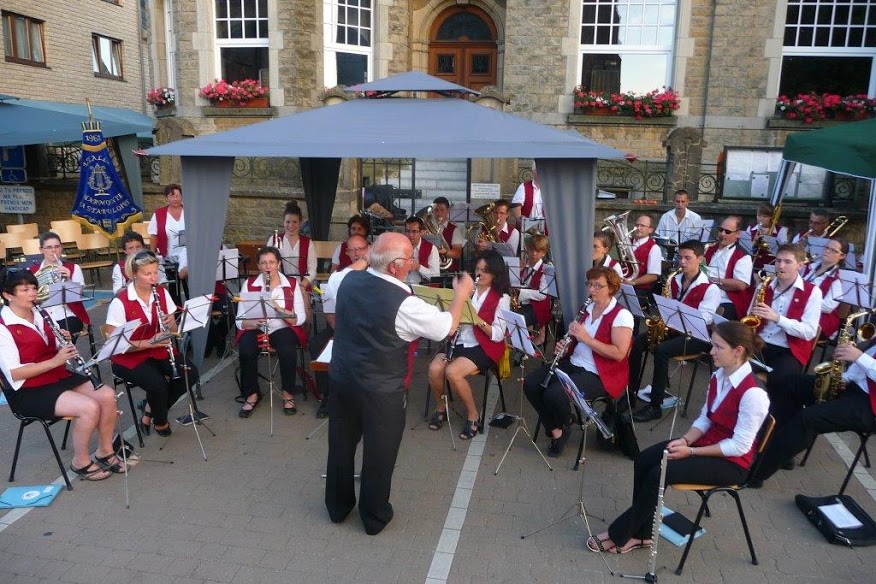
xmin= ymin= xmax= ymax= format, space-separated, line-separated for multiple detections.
xmin=477 ymin=199 xmax=520 ymax=257
xmin=510 ymin=162 xmax=545 ymax=229
xmin=403 ymin=216 xmax=441 ymax=285
xmin=431 ymin=197 xmax=464 ymax=271
xmin=626 ymin=214 xmax=661 ymax=292
xmin=655 ymin=190 xmax=703 ymax=243
xmin=704 ymin=216 xmax=753 ymax=320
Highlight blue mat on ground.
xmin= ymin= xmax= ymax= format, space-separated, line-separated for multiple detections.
xmin=0 ymin=485 xmax=63 ymax=508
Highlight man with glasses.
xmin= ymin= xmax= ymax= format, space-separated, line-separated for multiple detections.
xmin=791 ymin=210 xmax=830 ymax=245
xmin=477 ymin=199 xmax=520 ymax=256
xmin=325 ymin=232 xmax=474 ymax=535
xmin=402 ymin=216 xmax=441 ymax=285
xmin=655 ymin=190 xmax=703 ymax=243
xmin=30 ymin=231 xmax=90 ymax=338
xmin=704 ymin=216 xmax=753 ymax=320
xmin=625 ymin=214 xmax=661 ymax=292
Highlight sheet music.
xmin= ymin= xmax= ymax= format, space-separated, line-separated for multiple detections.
xmin=540 ymin=264 xmax=558 ymax=297
xmin=819 ymin=501 xmax=864 ymax=529
xmin=95 ymin=320 xmax=140 ymax=361
xmin=504 ymin=256 xmax=522 ymax=287
xmin=653 ymin=296 xmax=711 ymax=343
xmin=697 ymin=220 xmax=715 ymax=243
xmin=489 ymin=241 xmax=517 ymax=258
xmin=315 ymin=339 xmax=333 ymax=364
xmin=837 ymin=269 xmax=873 ymax=309
xmin=498 ymin=309 xmax=538 ymax=358
xmin=411 ymin=285 xmax=482 ymax=324
xmin=179 ymin=295 xmax=214 ymax=333
xmin=554 ymin=369 xmax=613 ymax=440
xmin=236 ymin=290 xmax=293 ymax=320
xmin=216 ymin=248 xmax=240 ymax=281
xmin=737 ymin=231 xmax=754 ymax=254
xmin=618 ymin=283 xmax=646 ymax=318
xmin=41 ymin=282 xmax=85 ymax=308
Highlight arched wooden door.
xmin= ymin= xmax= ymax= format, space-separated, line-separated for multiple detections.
xmin=428 ymin=6 xmax=497 ymax=92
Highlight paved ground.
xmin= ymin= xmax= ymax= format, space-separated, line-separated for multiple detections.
xmin=1 ymin=295 xmax=875 ymax=584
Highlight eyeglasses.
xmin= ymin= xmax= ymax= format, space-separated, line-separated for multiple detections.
xmin=133 ymin=250 xmax=158 ymax=261
xmin=587 ymin=282 xmax=608 ymax=290
xmin=823 ymin=247 xmax=844 ymax=255
xmin=634 ymin=223 xmax=651 ymax=229
xmin=41 ymin=244 xmax=62 ymax=250
xmin=392 ymin=256 xmax=415 ymax=264
xmin=347 ymin=246 xmax=368 ymax=253
xmin=718 ymin=228 xmax=737 ymax=234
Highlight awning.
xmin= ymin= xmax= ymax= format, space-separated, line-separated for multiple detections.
xmin=783 ymin=118 xmax=876 ymax=180
xmin=0 ymin=96 xmax=154 ymax=147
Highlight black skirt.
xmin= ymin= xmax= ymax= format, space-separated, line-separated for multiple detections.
xmin=6 ymin=373 xmax=89 ymax=420
xmin=449 ymin=344 xmax=495 ymax=374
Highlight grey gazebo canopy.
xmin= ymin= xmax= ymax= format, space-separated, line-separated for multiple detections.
xmin=147 ymin=72 xmax=626 ymax=362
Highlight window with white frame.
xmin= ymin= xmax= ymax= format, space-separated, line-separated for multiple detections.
xmin=92 ymin=34 xmax=123 ymax=80
xmin=215 ymin=0 xmax=269 ymax=83
xmin=324 ymin=0 xmax=372 ymax=88
xmin=578 ymin=0 xmax=676 ymax=94
xmin=780 ymin=0 xmax=876 ymax=97
xmin=2 ymin=11 xmax=46 ymax=66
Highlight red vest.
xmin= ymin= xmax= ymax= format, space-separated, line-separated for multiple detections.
xmin=416 ymin=239 xmax=434 ymax=268
xmin=670 ymin=275 xmax=710 ymax=308
xmin=704 ymin=244 xmax=752 ymax=318
xmin=110 ymin=288 xmax=176 ymax=369
xmin=442 ymin=223 xmax=459 ymax=272
xmin=522 ymin=264 xmax=551 ymax=326
xmin=497 ymin=225 xmax=515 ymax=244
xmin=277 ymin=234 xmax=311 ymax=278
xmin=522 ymin=181 xmax=536 ymax=217
xmin=234 ymin=276 xmax=307 ymax=347
xmin=817 ymin=273 xmax=841 ymax=339
xmin=472 ymin=288 xmax=506 ymax=364
xmin=761 ymin=280 xmax=817 ymax=366
xmin=117 ymin=260 xmax=130 ymax=286
xmin=694 ymin=373 xmax=761 ymax=469
xmin=153 ymin=205 xmax=180 ymax=257
xmin=338 ymin=241 xmax=352 ymax=269
xmin=0 ymin=314 xmax=70 ymax=388
xmin=590 ymin=303 xmax=630 ymax=399
xmin=28 ymin=262 xmax=90 ymax=325
xmin=632 ymin=238 xmax=657 ymax=290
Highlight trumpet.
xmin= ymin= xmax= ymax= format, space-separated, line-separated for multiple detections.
xmin=35 ymin=306 xmax=103 ymax=389
xmin=446 ymin=275 xmax=479 ymax=361
xmin=541 ymin=298 xmax=591 ymax=388
xmin=151 ymin=284 xmax=180 ymax=380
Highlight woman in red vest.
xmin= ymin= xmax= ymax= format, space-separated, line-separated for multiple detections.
xmin=524 ymin=266 xmax=633 ymax=457
xmin=588 ymin=321 xmax=768 ymax=554
xmin=268 ymin=202 xmax=317 ymax=285
xmin=800 ymin=237 xmax=847 ymax=340
xmin=148 ymin=183 xmax=187 ymax=301
xmin=236 ymin=247 xmax=307 ymax=418
xmin=105 ymin=251 xmax=198 ymax=437
xmin=0 ymin=270 xmax=122 ymax=481
xmin=427 ymin=250 xmax=511 ymax=440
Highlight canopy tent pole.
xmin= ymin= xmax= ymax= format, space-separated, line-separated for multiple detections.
xmin=769 ymin=159 xmax=797 ymax=207
xmin=867 ymin=180 xmax=876 ymax=290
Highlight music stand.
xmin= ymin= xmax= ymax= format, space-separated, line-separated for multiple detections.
xmin=216 ymin=249 xmax=241 ymax=361
xmin=737 ymin=232 xmax=755 ymax=255
xmin=173 ymin=295 xmax=216 ymax=441
xmin=493 ymin=309 xmax=551 ymax=475
xmin=521 ymin=369 xmax=614 ymax=573
xmin=42 ymin=281 xmax=85 ymax=333
xmin=696 ymin=220 xmax=715 ymax=243
xmin=836 ymin=270 xmax=874 ymax=309
xmin=618 ymin=284 xmax=647 ymax=319
xmin=236 ymin=291 xmax=296 ymax=437
xmin=504 ymin=256 xmax=522 ymax=288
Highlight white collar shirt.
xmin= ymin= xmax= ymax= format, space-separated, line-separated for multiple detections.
xmin=759 ymin=275 xmax=822 ymax=347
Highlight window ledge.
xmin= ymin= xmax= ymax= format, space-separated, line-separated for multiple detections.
xmin=765 ymin=117 xmax=851 ymax=130
xmin=4 ymin=56 xmax=48 ymax=68
xmin=567 ymin=114 xmax=677 ymax=127
xmin=201 ymin=106 xmax=276 ymax=118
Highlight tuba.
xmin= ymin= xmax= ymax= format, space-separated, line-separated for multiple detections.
xmin=601 ymin=211 xmax=639 ymax=280
xmin=740 ymin=273 xmax=772 ymax=328
xmin=646 ymin=269 xmax=679 ymax=350
xmin=471 ymin=202 xmax=499 ymax=244
xmin=416 ymin=205 xmax=453 ymax=270
xmin=813 ymin=310 xmax=876 ymax=402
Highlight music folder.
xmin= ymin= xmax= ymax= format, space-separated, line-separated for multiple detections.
xmin=411 ymin=285 xmax=483 ymax=326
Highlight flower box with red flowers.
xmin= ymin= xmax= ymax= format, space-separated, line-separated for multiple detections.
xmin=199 ymin=79 xmax=270 ymax=107
xmin=573 ymin=86 xmax=680 ymax=119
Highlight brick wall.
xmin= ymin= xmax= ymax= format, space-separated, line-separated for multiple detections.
xmin=0 ymin=0 xmax=146 ymax=110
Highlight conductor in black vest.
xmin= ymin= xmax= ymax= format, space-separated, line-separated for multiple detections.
xmin=325 ymin=232 xmax=474 ymax=535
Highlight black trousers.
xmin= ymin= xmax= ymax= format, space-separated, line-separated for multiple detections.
xmin=518 ymin=304 xmax=537 ymax=328
xmin=112 ymin=356 xmax=198 ymax=425
xmin=325 ymin=386 xmax=406 ymax=535
xmin=718 ymin=302 xmax=737 ymax=321
xmin=238 ymin=327 xmax=299 ymax=397
xmin=756 ymin=377 xmax=876 ymax=482
xmin=308 ymin=324 xmax=334 ymax=399
xmin=629 ymin=334 xmax=711 ymax=406
xmin=762 ymin=343 xmax=804 ymax=398
xmin=524 ymin=360 xmax=607 ymax=433
xmin=608 ymin=440 xmax=747 ymax=546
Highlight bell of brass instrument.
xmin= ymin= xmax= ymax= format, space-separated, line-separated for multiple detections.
xmin=35 ymin=306 xmax=103 ymax=389
xmin=813 ymin=309 xmax=876 ymax=401
xmin=740 ymin=274 xmax=773 ymax=328
xmin=509 ymin=287 xmax=521 ymax=311
xmin=470 ymin=202 xmax=499 ymax=244
xmin=755 ymin=204 xmax=782 ymax=254
xmin=151 ymin=284 xmax=180 ymax=380
xmin=416 ymin=205 xmax=453 ymax=270
xmin=601 ymin=211 xmax=639 ymax=280
xmin=35 ymin=253 xmax=65 ymax=304
xmin=646 ymin=269 xmax=679 ymax=350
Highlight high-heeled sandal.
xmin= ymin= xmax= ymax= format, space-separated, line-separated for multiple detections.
xmin=282 ymin=397 xmax=297 ymax=415
xmin=459 ymin=419 xmax=479 ymax=440
xmin=153 ymin=423 xmax=172 ymax=437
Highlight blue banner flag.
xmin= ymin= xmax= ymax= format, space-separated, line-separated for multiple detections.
xmin=71 ymin=123 xmax=142 ymax=238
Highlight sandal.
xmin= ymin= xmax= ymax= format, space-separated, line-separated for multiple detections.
xmin=586 ymin=534 xmax=651 ymax=554
xmin=428 ymin=410 xmax=447 ymax=431
xmin=459 ymin=419 xmax=479 ymax=441
xmin=239 ymin=394 xmax=262 ymax=418
xmin=94 ymin=453 xmax=127 ymax=474
xmin=283 ymin=397 xmax=298 ymax=415
xmin=70 ymin=461 xmax=111 ymax=482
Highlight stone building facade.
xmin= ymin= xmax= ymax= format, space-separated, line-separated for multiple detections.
xmin=147 ymin=0 xmax=873 ymax=245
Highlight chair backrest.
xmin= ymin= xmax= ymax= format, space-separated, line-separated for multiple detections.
xmin=132 ymin=221 xmax=151 ymax=239
xmin=78 ymin=232 xmax=111 ymax=252
xmin=6 ymin=223 xmax=38 ymax=238
xmin=50 ymin=220 xmax=83 ymax=244
xmin=745 ymin=414 xmax=776 ymax=483
xmin=20 ymin=238 xmax=41 ymax=256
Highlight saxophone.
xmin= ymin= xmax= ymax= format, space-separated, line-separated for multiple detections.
xmin=813 ymin=310 xmax=876 ymax=401
xmin=740 ymin=274 xmax=772 ymax=329
xmin=645 ymin=269 xmax=679 ymax=350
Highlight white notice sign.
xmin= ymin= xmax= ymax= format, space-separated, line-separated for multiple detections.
xmin=470 ymin=183 xmax=501 ymax=199
xmin=0 ymin=186 xmax=36 ymax=214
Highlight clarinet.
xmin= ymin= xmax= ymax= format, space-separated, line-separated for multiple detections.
xmin=541 ymin=298 xmax=591 ymax=388
xmin=445 ymin=275 xmax=479 ymax=362
xmin=645 ymin=449 xmax=669 ymax=581
xmin=152 ymin=284 xmax=180 ymax=380
xmin=35 ymin=306 xmax=102 ymax=389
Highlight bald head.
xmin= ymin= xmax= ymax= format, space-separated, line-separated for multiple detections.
xmin=370 ymin=232 xmax=413 ymax=274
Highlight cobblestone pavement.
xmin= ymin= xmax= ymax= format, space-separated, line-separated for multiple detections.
xmin=1 ymin=300 xmax=874 ymax=583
